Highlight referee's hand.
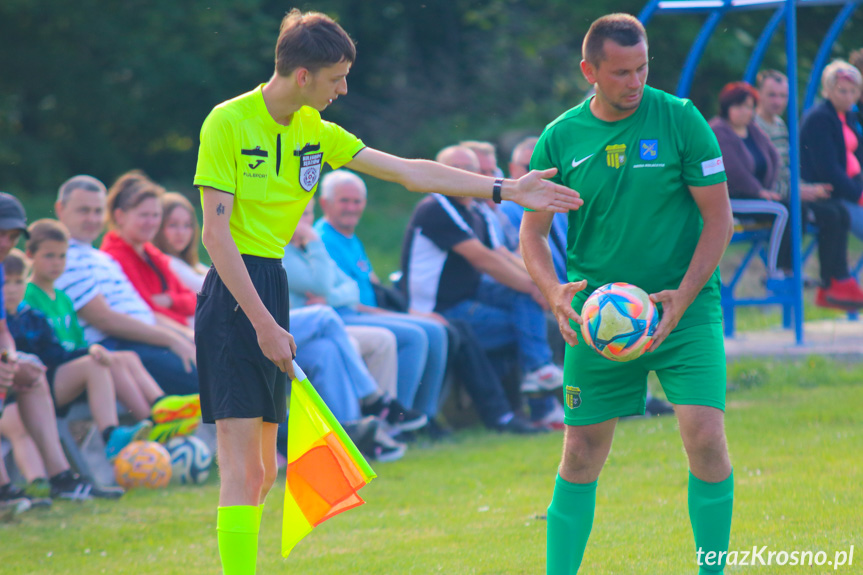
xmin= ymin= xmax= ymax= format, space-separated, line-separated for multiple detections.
xmin=512 ymin=168 xmax=583 ymax=213
xmin=258 ymin=322 xmax=297 ymax=379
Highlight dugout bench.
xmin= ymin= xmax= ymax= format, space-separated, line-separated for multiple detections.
xmin=721 ymin=217 xmax=863 ymax=337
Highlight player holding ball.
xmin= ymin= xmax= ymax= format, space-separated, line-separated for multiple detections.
xmin=520 ymin=13 xmax=735 ymax=575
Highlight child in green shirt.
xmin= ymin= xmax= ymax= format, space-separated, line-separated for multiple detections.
xmin=24 ymin=219 xmax=202 ymax=444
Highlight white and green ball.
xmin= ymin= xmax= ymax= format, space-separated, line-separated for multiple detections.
xmin=165 ymin=435 xmax=213 ymax=485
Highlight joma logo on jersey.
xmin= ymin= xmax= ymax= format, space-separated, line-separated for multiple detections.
xmin=606 ymin=144 xmax=626 ymax=169
xmin=241 ymin=146 xmax=268 ymax=170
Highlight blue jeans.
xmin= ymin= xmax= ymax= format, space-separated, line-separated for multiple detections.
xmin=100 ymin=337 xmax=199 ymax=396
xmin=291 ymin=305 xmax=379 ymax=422
xmin=442 ymin=279 xmax=551 ymax=373
xmin=337 ymin=308 xmax=446 ymax=417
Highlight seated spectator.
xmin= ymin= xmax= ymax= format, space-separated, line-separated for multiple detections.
xmin=153 ymin=192 xmax=209 ymax=293
xmin=315 ymin=170 xmax=447 ymax=424
xmin=464 ymin=139 xmax=569 ymax=425
xmin=801 ymin=61 xmax=863 ymax=245
xmin=501 ymin=136 xmax=569 ymax=284
xmin=402 ymin=145 xmax=564 ymax=394
xmin=709 ymin=81 xmax=788 ymax=278
xmin=713 ymin=81 xmax=863 ymax=309
xmin=53 ymin=175 xmax=198 ymax=396
xmin=0 ymin=193 xmax=121 ymax=500
xmin=284 ymin=199 xmax=427 ymax=433
xmin=755 ymin=70 xmax=833 ymax=203
xmin=296 ymin=184 xmax=537 ymax=434
xmin=25 ymin=219 xmax=201 ymax=443
xmin=461 ymin=141 xmax=520 ymax=250
xmin=101 ymin=171 xmax=197 ymax=330
xmin=4 ymin=249 xmax=154 ymax=460
xmin=291 ymin=305 xmax=412 ymax=462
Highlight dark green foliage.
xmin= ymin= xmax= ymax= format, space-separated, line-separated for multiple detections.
xmin=1 ymin=0 xmax=860 ymax=198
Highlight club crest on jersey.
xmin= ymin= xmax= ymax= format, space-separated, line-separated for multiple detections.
xmin=606 ymin=144 xmax=626 ymax=169
xmin=565 ymin=386 xmax=581 ymax=409
xmin=639 ymin=139 xmax=658 ymax=161
xmin=299 ymin=151 xmax=323 ymax=192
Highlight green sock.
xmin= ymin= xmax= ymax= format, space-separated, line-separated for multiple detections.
xmin=546 ymin=474 xmax=597 ymax=575
xmin=217 ymin=505 xmax=261 ymax=575
xmin=258 ymin=504 xmax=264 ymax=529
xmin=688 ymin=470 xmax=734 ymax=575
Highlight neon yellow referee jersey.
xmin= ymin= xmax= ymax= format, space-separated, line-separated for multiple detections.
xmin=194 ymin=85 xmax=365 ymax=258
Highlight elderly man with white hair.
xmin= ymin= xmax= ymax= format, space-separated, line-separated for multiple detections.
xmin=314 ymin=169 xmax=448 ymax=434
xmin=801 ymin=59 xmax=863 ymax=241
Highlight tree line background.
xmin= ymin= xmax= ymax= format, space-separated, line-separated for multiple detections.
xmin=1 ymin=0 xmax=861 ymax=272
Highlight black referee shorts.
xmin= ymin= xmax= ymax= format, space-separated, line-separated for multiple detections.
xmin=195 ymin=255 xmax=289 ymax=424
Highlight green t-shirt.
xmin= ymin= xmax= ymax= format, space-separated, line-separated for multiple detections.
xmin=24 ymin=283 xmax=87 ymax=352
xmin=531 ymin=85 xmax=728 ymax=330
xmin=194 ymin=85 xmax=366 ymax=258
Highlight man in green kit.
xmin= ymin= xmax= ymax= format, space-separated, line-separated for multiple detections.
xmin=520 ymin=14 xmax=735 ymax=575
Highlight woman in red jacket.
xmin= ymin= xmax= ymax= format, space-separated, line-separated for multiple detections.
xmin=101 ymin=171 xmax=197 ymax=328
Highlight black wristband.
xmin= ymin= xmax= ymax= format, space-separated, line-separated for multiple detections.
xmin=492 ymin=178 xmax=504 ymax=204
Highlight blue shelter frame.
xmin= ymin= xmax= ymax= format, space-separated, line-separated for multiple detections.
xmin=638 ymin=0 xmax=861 ymax=344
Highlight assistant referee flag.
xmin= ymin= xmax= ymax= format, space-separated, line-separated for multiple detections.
xmin=282 ymin=362 xmax=377 ymax=557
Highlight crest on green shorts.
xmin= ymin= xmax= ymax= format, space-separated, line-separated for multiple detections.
xmin=565 ymin=386 xmax=581 ymax=409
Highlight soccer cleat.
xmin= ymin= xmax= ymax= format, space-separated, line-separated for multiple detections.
xmin=521 ymin=364 xmax=565 ymax=394
xmin=49 ymin=470 xmax=124 ymax=501
xmin=149 ymin=416 xmax=200 ymax=444
xmin=151 ymin=394 xmax=201 ymax=424
xmin=105 ymin=420 xmax=153 ymax=461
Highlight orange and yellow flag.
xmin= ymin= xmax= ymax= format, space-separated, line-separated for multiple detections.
xmin=282 ymin=363 xmax=377 ymax=557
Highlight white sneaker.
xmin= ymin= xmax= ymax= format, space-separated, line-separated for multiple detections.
xmin=521 ymin=364 xmax=564 ymax=393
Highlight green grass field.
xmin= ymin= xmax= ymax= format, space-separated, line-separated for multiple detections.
xmin=2 ymin=357 xmax=861 ymax=574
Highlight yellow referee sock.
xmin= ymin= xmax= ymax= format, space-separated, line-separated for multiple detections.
xmin=217 ymin=505 xmax=261 ymax=575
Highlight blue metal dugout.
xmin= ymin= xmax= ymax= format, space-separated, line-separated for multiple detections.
xmin=638 ymin=0 xmax=861 ymax=344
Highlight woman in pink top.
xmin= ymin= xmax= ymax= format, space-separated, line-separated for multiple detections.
xmin=801 ymin=60 xmax=863 ymax=242
xmin=100 ymin=172 xmax=196 ymax=331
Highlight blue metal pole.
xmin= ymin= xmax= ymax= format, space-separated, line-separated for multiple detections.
xmin=638 ymin=0 xmax=663 ymax=26
xmin=744 ymin=5 xmax=786 ymax=84
xmin=786 ymin=0 xmax=804 ymax=344
xmin=803 ymin=2 xmax=858 ymax=111
xmin=676 ymin=6 xmax=729 ymax=98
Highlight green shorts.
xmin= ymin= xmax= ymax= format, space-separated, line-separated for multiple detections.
xmin=562 ymin=321 xmax=726 ymax=426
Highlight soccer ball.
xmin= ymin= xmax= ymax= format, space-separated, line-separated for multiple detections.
xmin=114 ymin=441 xmax=172 ymax=489
xmin=165 ymin=435 xmax=213 ymax=485
xmin=580 ymin=282 xmax=658 ymax=362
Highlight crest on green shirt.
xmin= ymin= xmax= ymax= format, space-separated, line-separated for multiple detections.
xmin=606 ymin=144 xmax=626 ymax=169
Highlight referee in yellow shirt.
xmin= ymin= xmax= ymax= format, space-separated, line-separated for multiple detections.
xmin=194 ymin=10 xmax=582 ymax=574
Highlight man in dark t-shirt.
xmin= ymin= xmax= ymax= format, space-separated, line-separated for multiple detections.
xmin=401 ymin=145 xmax=564 ymax=395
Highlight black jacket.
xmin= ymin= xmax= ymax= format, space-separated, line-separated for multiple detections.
xmin=800 ymin=100 xmax=863 ymax=203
